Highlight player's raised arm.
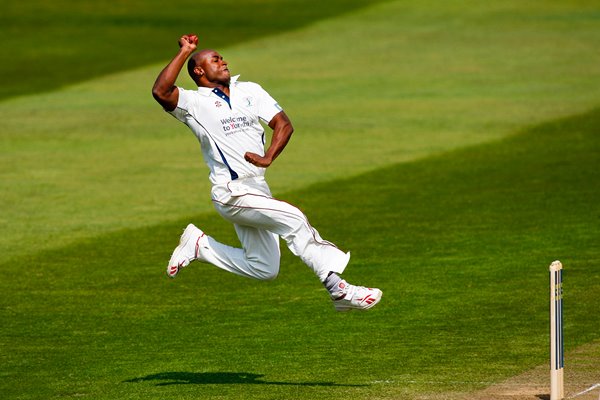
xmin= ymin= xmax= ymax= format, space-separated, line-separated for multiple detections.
xmin=152 ymin=34 xmax=198 ymax=111
xmin=244 ymin=111 xmax=294 ymax=168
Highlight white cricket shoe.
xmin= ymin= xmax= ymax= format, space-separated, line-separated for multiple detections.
xmin=167 ymin=224 xmax=205 ymax=278
xmin=331 ymin=280 xmax=382 ymax=312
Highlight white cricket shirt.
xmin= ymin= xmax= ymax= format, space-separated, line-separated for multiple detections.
xmin=168 ymin=75 xmax=283 ymax=185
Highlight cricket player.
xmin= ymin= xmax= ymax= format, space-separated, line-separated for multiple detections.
xmin=152 ymin=34 xmax=382 ymax=311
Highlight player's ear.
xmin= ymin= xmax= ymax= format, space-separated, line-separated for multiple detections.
xmin=194 ymin=66 xmax=204 ymax=77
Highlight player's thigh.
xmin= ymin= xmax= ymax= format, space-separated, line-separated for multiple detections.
xmin=234 ymin=224 xmax=281 ymax=270
xmin=231 ymin=193 xmax=307 ymax=233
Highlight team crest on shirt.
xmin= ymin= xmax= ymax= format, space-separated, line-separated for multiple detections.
xmin=244 ymin=97 xmax=254 ymax=107
xmin=215 ymin=101 xmax=222 ymax=108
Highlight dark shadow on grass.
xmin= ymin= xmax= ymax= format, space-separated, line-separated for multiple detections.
xmin=0 ymin=0 xmax=391 ymax=101
xmin=123 ymin=371 xmax=367 ymax=387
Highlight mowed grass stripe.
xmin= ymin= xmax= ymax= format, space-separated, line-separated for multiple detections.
xmin=2 ymin=0 xmax=600 ymax=265
xmin=1 ymin=108 xmax=598 ymax=399
xmin=0 ymin=0 xmax=390 ymax=101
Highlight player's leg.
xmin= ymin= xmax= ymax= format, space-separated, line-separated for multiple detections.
xmin=167 ymin=217 xmax=381 ymax=311
xmin=212 ymin=189 xmax=347 ymax=280
xmin=213 ymin=184 xmax=382 ymax=311
xmin=227 ymin=193 xmax=383 ymax=311
xmin=168 ymin=178 xmax=382 ymax=310
xmin=166 ymin=223 xmax=280 ymax=280
xmin=229 ymin=224 xmax=280 ymax=280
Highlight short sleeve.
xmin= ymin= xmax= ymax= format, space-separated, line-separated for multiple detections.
xmin=168 ymin=87 xmax=194 ymax=122
xmin=255 ymin=85 xmax=284 ymax=123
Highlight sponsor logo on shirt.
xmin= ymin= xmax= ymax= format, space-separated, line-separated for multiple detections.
xmin=220 ymin=116 xmax=252 ymax=136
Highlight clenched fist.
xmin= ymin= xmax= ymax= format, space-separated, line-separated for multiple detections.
xmin=179 ymin=34 xmax=198 ymax=52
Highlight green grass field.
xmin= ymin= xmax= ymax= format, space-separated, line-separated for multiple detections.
xmin=0 ymin=0 xmax=388 ymax=101
xmin=1 ymin=1 xmax=599 ymax=399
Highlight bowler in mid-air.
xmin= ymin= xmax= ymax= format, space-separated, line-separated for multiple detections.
xmin=152 ymin=34 xmax=382 ymax=311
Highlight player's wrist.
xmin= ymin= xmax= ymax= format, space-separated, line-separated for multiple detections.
xmin=263 ymin=155 xmax=274 ymax=166
xmin=178 ymin=47 xmax=195 ymax=57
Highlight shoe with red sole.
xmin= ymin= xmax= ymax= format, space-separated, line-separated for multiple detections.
xmin=331 ymin=280 xmax=382 ymax=312
xmin=167 ymin=224 xmax=205 ymax=278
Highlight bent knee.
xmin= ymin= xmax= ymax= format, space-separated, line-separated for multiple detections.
xmin=249 ymin=259 xmax=280 ymax=281
xmin=258 ymin=269 xmax=279 ymax=281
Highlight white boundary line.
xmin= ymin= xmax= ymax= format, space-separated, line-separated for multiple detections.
xmin=568 ymin=383 xmax=600 ymax=399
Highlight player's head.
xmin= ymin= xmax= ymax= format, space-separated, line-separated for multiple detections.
xmin=187 ymin=49 xmax=231 ymax=87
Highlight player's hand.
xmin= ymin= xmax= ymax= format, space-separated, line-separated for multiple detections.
xmin=178 ymin=34 xmax=198 ymax=52
xmin=244 ymin=152 xmax=272 ymax=168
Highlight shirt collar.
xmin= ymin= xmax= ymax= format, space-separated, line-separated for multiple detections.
xmin=196 ymin=74 xmax=240 ymax=96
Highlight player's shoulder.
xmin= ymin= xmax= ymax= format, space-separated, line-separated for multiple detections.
xmin=177 ymin=86 xmax=212 ymax=104
xmin=232 ymin=76 xmax=266 ymax=93
xmin=179 ymin=86 xmax=206 ymax=96
xmin=176 ymin=86 xmax=198 ymax=99
xmin=235 ymin=81 xmax=263 ymax=90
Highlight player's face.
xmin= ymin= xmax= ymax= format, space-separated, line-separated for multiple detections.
xmin=198 ymin=51 xmax=230 ymax=85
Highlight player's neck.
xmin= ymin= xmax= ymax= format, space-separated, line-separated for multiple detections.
xmin=199 ymin=80 xmax=230 ymax=96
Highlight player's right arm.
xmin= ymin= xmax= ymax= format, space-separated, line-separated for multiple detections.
xmin=152 ymin=34 xmax=198 ymax=111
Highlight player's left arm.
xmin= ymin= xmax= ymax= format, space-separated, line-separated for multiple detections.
xmin=244 ymin=111 xmax=294 ymax=168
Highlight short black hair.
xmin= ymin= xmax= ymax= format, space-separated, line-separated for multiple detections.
xmin=187 ymin=54 xmax=199 ymax=80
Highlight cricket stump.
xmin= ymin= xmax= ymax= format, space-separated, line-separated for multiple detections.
xmin=550 ymin=260 xmax=564 ymax=400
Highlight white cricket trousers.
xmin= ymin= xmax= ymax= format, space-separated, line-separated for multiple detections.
xmin=198 ymin=176 xmax=350 ymax=282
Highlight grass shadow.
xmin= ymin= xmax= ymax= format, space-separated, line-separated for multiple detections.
xmin=123 ymin=371 xmax=368 ymax=387
xmin=0 ymin=0 xmax=389 ymax=101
